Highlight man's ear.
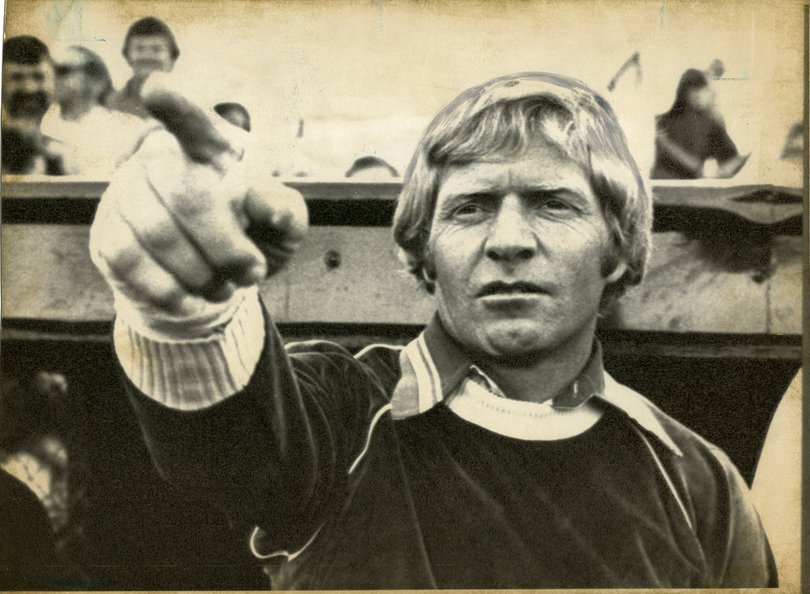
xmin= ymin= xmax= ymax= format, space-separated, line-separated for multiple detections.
xmin=604 ymin=257 xmax=628 ymax=284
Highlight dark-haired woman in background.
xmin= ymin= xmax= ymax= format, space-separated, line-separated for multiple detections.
xmin=651 ymin=68 xmax=748 ymax=179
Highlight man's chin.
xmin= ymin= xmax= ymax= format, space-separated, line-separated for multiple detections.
xmin=134 ymin=68 xmax=157 ymax=80
xmin=133 ymin=65 xmax=165 ymax=79
xmin=476 ymin=324 xmax=551 ymax=365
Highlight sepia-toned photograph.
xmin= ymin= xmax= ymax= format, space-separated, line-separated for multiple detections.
xmin=0 ymin=0 xmax=805 ymax=591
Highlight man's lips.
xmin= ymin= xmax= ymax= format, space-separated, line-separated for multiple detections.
xmin=475 ymin=281 xmax=547 ymax=297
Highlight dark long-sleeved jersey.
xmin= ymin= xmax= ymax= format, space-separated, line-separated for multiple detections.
xmin=122 ymin=301 xmax=776 ymax=589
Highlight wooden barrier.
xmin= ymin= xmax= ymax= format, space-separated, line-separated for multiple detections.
xmin=1 ymin=177 xmax=802 ymax=357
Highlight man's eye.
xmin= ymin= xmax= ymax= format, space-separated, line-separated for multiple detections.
xmin=535 ymin=197 xmax=576 ymax=212
xmin=452 ymin=202 xmax=488 ymax=218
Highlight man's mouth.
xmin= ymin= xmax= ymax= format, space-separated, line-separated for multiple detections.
xmin=8 ymin=92 xmax=49 ymax=117
xmin=476 ymin=281 xmax=546 ymax=297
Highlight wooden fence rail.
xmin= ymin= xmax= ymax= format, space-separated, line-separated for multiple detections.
xmin=2 ymin=177 xmax=802 ymax=358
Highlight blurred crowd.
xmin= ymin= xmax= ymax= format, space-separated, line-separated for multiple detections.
xmin=4 ymin=17 xmax=801 ymax=182
xmin=2 ymin=18 xmax=402 ymax=181
xmin=1 ymin=18 xmax=258 ymax=178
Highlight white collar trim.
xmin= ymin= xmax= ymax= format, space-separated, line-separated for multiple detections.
xmin=445 ymin=378 xmax=604 ymax=441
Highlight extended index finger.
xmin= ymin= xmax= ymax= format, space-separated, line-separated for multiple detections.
xmin=142 ymin=73 xmax=244 ymax=170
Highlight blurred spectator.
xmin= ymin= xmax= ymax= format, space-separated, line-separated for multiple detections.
xmin=2 ymin=36 xmax=64 ymax=174
xmin=651 ymin=68 xmax=748 ymax=180
xmin=779 ymin=122 xmax=803 ymax=160
xmin=345 ymin=155 xmax=399 ymax=180
xmin=1 ymin=366 xmax=90 ymax=589
xmin=752 ymin=370 xmax=801 ymax=592
xmin=214 ymin=102 xmax=251 ymax=131
xmin=0 ymin=368 xmax=71 ymax=584
xmin=107 ymin=17 xmax=179 ymax=118
xmin=40 ymin=46 xmax=146 ymax=176
xmin=2 ymin=128 xmax=61 ymax=174
xmin=0 ymin=467 xmax=60 ymax=589
xmin=2 ymin=36 xmax=53 ymax=128
xmin=0 ymin=370 xmax=70 ymax=534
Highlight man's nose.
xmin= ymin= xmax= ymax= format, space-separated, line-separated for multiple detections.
xmin=21 ymin=77 xmax=42 ymax=93
xmin=484 ymin=196 xmax=537 ymax=263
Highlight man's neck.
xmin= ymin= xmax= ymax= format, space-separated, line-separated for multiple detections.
xmin=128 ymin=74 xmax=148 ymax=89
xmin=470 ymin=326 xmax=596 ymax=404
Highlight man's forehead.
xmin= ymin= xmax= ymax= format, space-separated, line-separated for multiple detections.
xmin=437 ymin=137 xmax=588 ymax=191
xmin=3 ymin=61 xmax=52 ymax=75
xmin=129 ymin=34 xmax=172 ymax=47
xmin=57 ymin=48 xmax=89 ymax=67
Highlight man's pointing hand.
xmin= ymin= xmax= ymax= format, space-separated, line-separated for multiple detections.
xmin=90 ymin=74 xmax=308 ymax=335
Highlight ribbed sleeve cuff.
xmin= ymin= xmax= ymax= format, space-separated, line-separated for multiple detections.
xmin=114 ymin=289 xmax=265 ymax=410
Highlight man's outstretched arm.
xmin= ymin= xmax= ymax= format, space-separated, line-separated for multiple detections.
xmin=88 ymin=76 xmax=381 ymax=551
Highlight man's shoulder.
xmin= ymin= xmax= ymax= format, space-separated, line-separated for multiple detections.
xmin=604 ymin=373 xmax=740 ymax=478
xmin=283 ymin=339 xmax=399 ymax=359
xmin=355 ymin=342 xmax=403 ymax=363
xmin=283 ymin=339 xmax=402 ymax=392
xmin=106 ymin=86 xmax=128 ymax=107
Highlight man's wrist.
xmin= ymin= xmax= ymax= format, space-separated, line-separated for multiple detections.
xmin=114 ymin=286 xmax=266 ymax=410
xmin=113 ymin=285 xmax=257 ymax=341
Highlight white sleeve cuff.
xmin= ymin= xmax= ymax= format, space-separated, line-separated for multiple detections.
xmin=114 ymin=287 xmax=266 ymax=410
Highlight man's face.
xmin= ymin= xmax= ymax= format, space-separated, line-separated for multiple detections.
xmin=428 ymin=137 xmax=626 ymax=363
xmin=125 ymin=34 xmax=175 ymax=78
xmin=2 ymin=60 xmax=54 ymax=119
xmin=688 ymin=85 xmax=715 ymax=113
xmin=54 ymin=49 xmax=95 ymax=106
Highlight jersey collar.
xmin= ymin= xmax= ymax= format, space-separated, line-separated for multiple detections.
xmin=390 ymin=314 xmax=682 ymax=457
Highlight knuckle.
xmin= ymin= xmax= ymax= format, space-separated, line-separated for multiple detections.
xmin=171 ymin=192 xmax=210 ymax=219
xmin=105 ymin=243 xmax=143 ymax=278
xmin=178 ymin=265 xmax=215 ymax=292
xmin=148 ymin=286 xmax=187 ymax=312
xmin=137 ymin=219 xmax=182 ymax=252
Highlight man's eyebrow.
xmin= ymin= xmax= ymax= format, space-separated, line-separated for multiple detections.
xmin=442 ymin=184 xmax=588 ymax=199
xmin=522 ymin=186 xmax=590 ymax=199
xmin=439 ymin=191 xmax=499 ymax=204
